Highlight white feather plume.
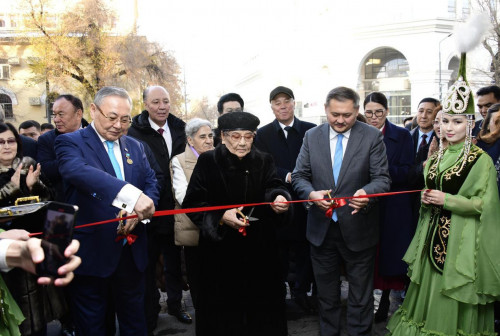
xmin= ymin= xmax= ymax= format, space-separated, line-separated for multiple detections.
xmin=455 ymin=13 xmax=491 ymax=53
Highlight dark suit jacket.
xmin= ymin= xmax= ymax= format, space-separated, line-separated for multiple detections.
xmin=128 ymin=111 xmax=186 ymax=235
xmin=55 ymin=126 xmax=159 ymax=277
xmin=292 ymin=122 xmax=391 ymax=251
xmin=408 ymin=128 xmax=437 ymax=189
xmin=37 ymin=119 xmax=89 ymax=201
xmin=255 ymin=118 xmax=316 ymax=240
xmin=21 ymin=135 xmax=37 ymax=159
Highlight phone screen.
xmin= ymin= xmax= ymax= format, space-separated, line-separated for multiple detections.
xmin=36 ymin=203 xmax=76 ymax=277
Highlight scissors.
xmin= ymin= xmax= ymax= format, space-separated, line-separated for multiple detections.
xmin=117 ymin=210 xmax=127 ymax=235
xmin=235 ymin=207 xmax=259 ymax=236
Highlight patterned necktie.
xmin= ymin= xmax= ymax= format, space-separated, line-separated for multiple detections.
xmin=105 ymin=141 xmax=123 ymax=180
xmin=332 ymin=134 xmax=344 ymax=221
xmin=418 ymin=134 xmax=428 ymax=152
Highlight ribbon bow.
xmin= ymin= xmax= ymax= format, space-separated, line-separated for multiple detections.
xmin=115 ymin=234 xmax=138 ymax=245
xmin=325 ymin=197 xmax=347 ymax=218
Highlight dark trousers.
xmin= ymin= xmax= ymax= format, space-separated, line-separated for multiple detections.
xmin=145 ymin=231 xmax=183 ymax=333
xmin=69 ymin=245 xmax=146 ymax=336
xmin=311 ymin=221 xmax=376 ymax=336
xmin=184 ymin=246 xmax=201 ymax=308
xmin=277 ymin=239 xmax=314 ymax=297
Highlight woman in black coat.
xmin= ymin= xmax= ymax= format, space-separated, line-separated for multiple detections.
xmin=363 ymin=93 xmax=414 ymax=322
xmin=183 ymin=112 xmax=291 ymax=336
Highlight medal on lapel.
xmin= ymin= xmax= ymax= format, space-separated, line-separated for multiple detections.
xmin=125 ymin=148 xmax=133 ymax=164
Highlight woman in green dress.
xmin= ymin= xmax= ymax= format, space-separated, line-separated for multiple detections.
xmin=387 ymin=52 xmax=500 ymax=335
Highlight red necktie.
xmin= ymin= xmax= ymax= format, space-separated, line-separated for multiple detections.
xmin=418 ymin=134 xmax=428 ymax=151
xmin=158 ymin=128 xmax=164 ymax=135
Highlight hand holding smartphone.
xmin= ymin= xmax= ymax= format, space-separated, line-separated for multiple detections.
xmin=36 ymin=202 xmax=77 ymax=277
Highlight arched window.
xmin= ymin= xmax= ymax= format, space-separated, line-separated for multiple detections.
xmin=0 ymin=20 xmax=5 ymax=28
xmin=448 ymin=56 xmax=460 ymax=88
xmin=0 ymin=94 xmax=13 ymax=119
xmin=361 ymin=48 xmax=411 ymax=124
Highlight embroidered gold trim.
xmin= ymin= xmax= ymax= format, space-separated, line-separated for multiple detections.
xmin=433 ymin=215 xmax=451 ymax=266
xmin=443 ymin=146 xmax=481 ymax=180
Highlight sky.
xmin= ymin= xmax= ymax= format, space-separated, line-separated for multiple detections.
xmin=136 ymin=0 xmax=334 ymax=107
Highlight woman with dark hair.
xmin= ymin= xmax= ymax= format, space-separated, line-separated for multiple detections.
xmin=0 ymin=122 xmax=46 ymax=205
xmin=387 ymin=51 xmax=500 ymax=336
xmin=477 ymin=103 xmax=500 ymax=195
xmin=0 ymin=122 xmax=56 ymax=335
xmin=363 ymin=92 xmax=414 ymax=322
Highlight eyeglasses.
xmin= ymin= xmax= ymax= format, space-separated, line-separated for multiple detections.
xmin=95 ymin=104 xmax=132 ymax=125
xmin=364 ymin=109 xmax=385 ymax=118
xmin=224 ymin=131 xmax=255 ymax=142
xmin=0 ymin=139 xmax=17 ymax=147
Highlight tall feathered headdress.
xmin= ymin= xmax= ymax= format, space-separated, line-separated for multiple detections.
xmin=437 ymin=14 xmax=490 ymax=165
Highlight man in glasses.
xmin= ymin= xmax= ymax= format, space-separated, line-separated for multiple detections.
xmin=55 ymin=86 xmax=158 ymax=335
xmin=127 ymin=86 xmax=191 ymax=332
xmin=254 ymin=86 xmax=317 ymax=315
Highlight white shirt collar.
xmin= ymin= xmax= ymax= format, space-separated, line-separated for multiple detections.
xmin=91 ymin=122 xmax=119 ymax=145
xmin=149 ymin=117 xmax=168 ymax=131
xmin=329 ymin=126 xmax=351 ymax=140
xmin=278 ymin=118 xmax=295 ymax=131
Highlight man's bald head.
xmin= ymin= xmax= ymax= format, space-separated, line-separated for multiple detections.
xmin=143 ymin=86 xmax=171 ymax=127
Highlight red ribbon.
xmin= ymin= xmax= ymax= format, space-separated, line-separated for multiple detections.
xmin=325 ymin=198 xmax=347 ymax=218
xmin=28 ymin=189 xmax=423 ymax=237
xmin=115 ymin=234 xmax=138 ymax=245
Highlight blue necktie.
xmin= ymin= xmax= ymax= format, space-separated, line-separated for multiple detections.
xmin=332 ymin=134 xmax=343 ymax=221
xmin=106 ymin=141 xmax=123 ymax=180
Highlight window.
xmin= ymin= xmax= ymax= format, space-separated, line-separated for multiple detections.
xmin=0 ymin=19 xmax=5 ymax=28
xmin=364 ymin=49 xmax=409 ymax=80
xmin=0 ymin=63 xmax=10 ymax=80
xmin=0 ymin=94 xmax=13 ymax=119
xmin=362 ymin=48 xmax=411 ymax=125
xmin=448 ymin=56 xmax=460 ymax=88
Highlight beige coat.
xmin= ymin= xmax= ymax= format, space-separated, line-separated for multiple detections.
xmin=170 ymin=144 xmax=199 ymax=246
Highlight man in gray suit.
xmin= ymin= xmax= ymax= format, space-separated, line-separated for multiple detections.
xmin=292 ymin=87 xmax=390 ymax=336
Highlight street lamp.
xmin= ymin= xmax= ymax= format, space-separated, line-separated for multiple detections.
xmin=439 ymin=33 xmax=453 ymax=101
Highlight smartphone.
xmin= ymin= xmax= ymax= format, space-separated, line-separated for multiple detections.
xmin=36 ymin=202 xmax=78 ymax=277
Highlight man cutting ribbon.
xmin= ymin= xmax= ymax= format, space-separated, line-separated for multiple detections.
xmin=292 ymin=86 xmax=391 ymax=336
xmin=55 ymin=86 xmax=159 ymax=335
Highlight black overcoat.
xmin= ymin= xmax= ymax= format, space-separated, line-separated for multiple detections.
xmin=183 ymin=144 xmax=291 ymax=336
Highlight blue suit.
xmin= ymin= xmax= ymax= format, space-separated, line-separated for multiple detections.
xmin=55 ymin=125 xmax=159 ymax=336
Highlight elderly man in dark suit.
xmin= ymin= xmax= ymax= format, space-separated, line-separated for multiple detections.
xmin=292 ymin=86 xmax=390 ymax=336
xmin=55 ymin=86 xmax=159 ymax=335
xmin=127 ymin=86 xmax=190 ymax=331
xmin=255 ymin=86 xmax=316 ymax=313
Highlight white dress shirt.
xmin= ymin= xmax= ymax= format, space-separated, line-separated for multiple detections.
xmin=329 ymin=127 xmax=351 ymax=168
xmin=149 ymin=117 xmax=172 ymax=158
xmin=92 ymin=123 xmax=142 ymax=214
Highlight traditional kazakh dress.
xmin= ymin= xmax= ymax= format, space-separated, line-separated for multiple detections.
xmin=387 ymin=142 xmax=500 ymax=336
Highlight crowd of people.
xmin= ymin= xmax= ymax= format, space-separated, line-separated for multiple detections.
xmin=0 ymin=53 xmax=499 ymax=336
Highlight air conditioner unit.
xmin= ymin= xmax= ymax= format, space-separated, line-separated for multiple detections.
xmin=29 ymin=97 xmax=41 ymax=106
xmin=8 ymin=57 xmax=20 ymax=65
